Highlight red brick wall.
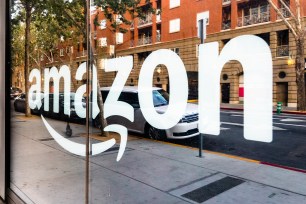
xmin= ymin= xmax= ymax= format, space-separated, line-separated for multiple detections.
xmin=161 ymin=0 xmax=223 ymax=42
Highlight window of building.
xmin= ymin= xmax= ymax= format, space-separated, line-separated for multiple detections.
xmin=237 ymin=2 xmax=270 ymax=27
xmin=196 ymin=11 xmax=209 ymax=41
xmin=116 ymin=32 xmax=124 ymax=44
xmin=98 ymin=37 xmax=107 ymax=47
xmin=276 ymin=30 xmax=289 ymax=57
xmin=196 ymin=11 xmax=209 ymax=26
xmin=256 ymin=32 xmax=270 ymax=46
xmin=278 ymin=0 xmax=290 ymax=18
xmin=170 ymin=0 xmax=180 ymax=9
xmin=115 ymin=14 xmax=122 ymax=24
xmin=100 ymin=19 xmax=106 ymax=29
xmin=59 ymin=48 xmax=64 ymax=56
xmin=169 ymin=18 xmax=180 ymax=33
xmin=222 ymin=6 xmax=231 ymax=30
xmin=170 ymin=48 xmax=180 ymax=56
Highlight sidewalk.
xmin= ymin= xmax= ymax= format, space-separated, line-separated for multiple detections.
xmin=10 ymin=114 xmax=306 ymax=204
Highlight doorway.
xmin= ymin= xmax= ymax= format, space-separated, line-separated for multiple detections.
xmin=276 ymin=82 xmax=288 ymax=106
xmin=221 ymin=83 xmax=230 ymax=103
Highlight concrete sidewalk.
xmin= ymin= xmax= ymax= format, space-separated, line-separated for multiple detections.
xmin=10 ymin=114 xmax=306 ymax=204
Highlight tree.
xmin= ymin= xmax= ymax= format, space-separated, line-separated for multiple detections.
xmin=12 ymin=0 xmax=154 ymax=133
xmin=268 ymin=0 xmax=306 ymax=111
xmin=12 ymin=0 xmax=85 ymax=117
xmin=89 ymin=0 xmax=154 ymax=136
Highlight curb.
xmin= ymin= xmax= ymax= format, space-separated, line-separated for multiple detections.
xmin=260 ymin=161 xmax=306 ymax=174
xmin=144 ymin=137 xmax=306 ymax=174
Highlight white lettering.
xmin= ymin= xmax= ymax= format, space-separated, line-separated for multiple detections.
xmin=198 ymin=35 xmax=273 ymax=142
xmin=44 ymin=65 xmax=71 ymax=115
xmin=138 ymin=49 xmax=188 ymax=129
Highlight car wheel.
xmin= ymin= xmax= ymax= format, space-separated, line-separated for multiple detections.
xmin=147 ymin=125 xmax=167 ymax=141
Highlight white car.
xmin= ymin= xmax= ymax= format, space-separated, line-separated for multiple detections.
xmin=95 ymin=86 xmax=199 ymax=140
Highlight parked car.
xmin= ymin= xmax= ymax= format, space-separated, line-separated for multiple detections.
xmin=41 ymin=93 xmax=86 ymax=122
xmin=14 ymin=92 xmax=85 ymax=122
xmin=13 ymin=93 xmax=43 ymax=115
xmin=10 ymin=87 xmax=22 ymax=99
xmin=94 ymin=86 xmax=199 ymax=140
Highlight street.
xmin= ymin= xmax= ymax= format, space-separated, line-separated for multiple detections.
xmin=172 ymin=110 xmax=306 ymax=170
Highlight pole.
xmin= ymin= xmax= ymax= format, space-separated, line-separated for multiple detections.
xmin=199 ymin=133 xmax=203 ymax=157
xmin=198 ymin=18 xmax=207 ymax=158
xmin=85 ymin=0 xmax=91 ymax=203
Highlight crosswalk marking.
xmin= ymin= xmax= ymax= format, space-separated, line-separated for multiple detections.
xmin=280 ymin=118 xmax=306 ymax=122
xmin=221 ymin=122 xmax=286 ymax=131
xmin=273 ymin=122 xmax=306 ymax=128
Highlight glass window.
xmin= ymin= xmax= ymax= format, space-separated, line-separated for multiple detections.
xmin=6 ymin=0 xmax=306 ymax=203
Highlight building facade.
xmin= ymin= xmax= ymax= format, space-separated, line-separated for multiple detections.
xmin=32 ymin=0 xmax=306 ymax=108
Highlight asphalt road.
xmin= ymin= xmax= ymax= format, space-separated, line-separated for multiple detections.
xmin=171 ymin=110 xmax=306 ymax=170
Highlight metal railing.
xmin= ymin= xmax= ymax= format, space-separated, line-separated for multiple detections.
xmin=276 ymin=45 xmax=289 ymax=57
xmin=222 ymin=0 xmax=231 ymax=5
xmin=76 ymin=50 xmax=87 ymax=58
xmin=237 ymin=11 xmax=270 ymax=27
xmin=138 ymin=36 xmax=152 ymax=46
xmin=130 ymin=40 xmax=134 ymax=47
xmin=278 ymin=7 xmax=291 ymax=18
xmin=222 ymin=20 xmax=231 ymax=30
xmin=156 ymin=35 xmax=161 ymax=43
xmin=138 ymin=14 xmax=153 ymax=27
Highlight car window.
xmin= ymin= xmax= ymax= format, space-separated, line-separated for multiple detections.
xmin=118 ymin=92 xmax=140 ymax=108
xmin=102 ymin=89 xmax=169 ymax=108
xmin=153 ymin=90 xmax=168 ymax=107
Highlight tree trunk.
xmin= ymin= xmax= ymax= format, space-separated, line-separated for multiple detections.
xmin=97 ymin=81 xmax=109 ymax=137
xmin=24 ymin=4 xmax=32 ymax=117
xmin=295 ymin=36 xmax=306 ymax=111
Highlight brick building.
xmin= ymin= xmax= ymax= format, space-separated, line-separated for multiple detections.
xmin=33 ymin=0 xmax=306 ymax=108
xmin=95 ymin=0 xmax=306 ymax=107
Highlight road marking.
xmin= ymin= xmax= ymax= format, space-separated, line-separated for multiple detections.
xmin=280 ymin=118 xmax=306 ymax=122
xmin=230 ymin=114 xmax=306 ymax=122
xmin=221 ymin=122 xmax=286 ymax=131
xmin=221 ymin=111 xmax=242 ymax=114
xmin=273 ymin=122 xmax=306 ymax=128
xmin=273 ymin=115 xmax=306 ymax=119
xmin=273 ymin=126 xmax=287 ymax=131
xmin=221 ymin=127 xmax=230 ymax=130
xmin=230 ymin=114 xmax=243 ymax=117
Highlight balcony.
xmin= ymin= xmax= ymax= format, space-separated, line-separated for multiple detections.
xmin=138 ymin=36 xmax=152 ymax=46
xmin=138 ymin=14 xmax=153 ymax=27
xmin=237 ymin=11 xmax=270 ymax=27
xmin=156 ymin=34 xmax=161 ymax=43
xmin=130 ymin=14 xmax=153 ymax=30
xmin=76 ymin=50 xmax=87 ymax=58
xmin=222 ymin=20 xmax=231 ymax=30
xmin=276 ymin=45 xmax=289 ymax=57
xmin=130 ymin=40 xmax=134 ymax=47
xmin=222 ymin=0 xmax=231 ymax=5
xmin=278 ymin=7 xmax=291 ymax=19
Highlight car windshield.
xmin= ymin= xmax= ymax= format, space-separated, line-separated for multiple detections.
xmin=153 ymin=89 xmax=169 ymax=107
xmin=101 ymin=88 xmax=169 ymax=107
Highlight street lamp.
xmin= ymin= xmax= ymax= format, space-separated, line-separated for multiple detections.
xmin=156 ymin=66 xmax=161 ymax=74
xmin=287 ymin=53 xmax=295 ymax=65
